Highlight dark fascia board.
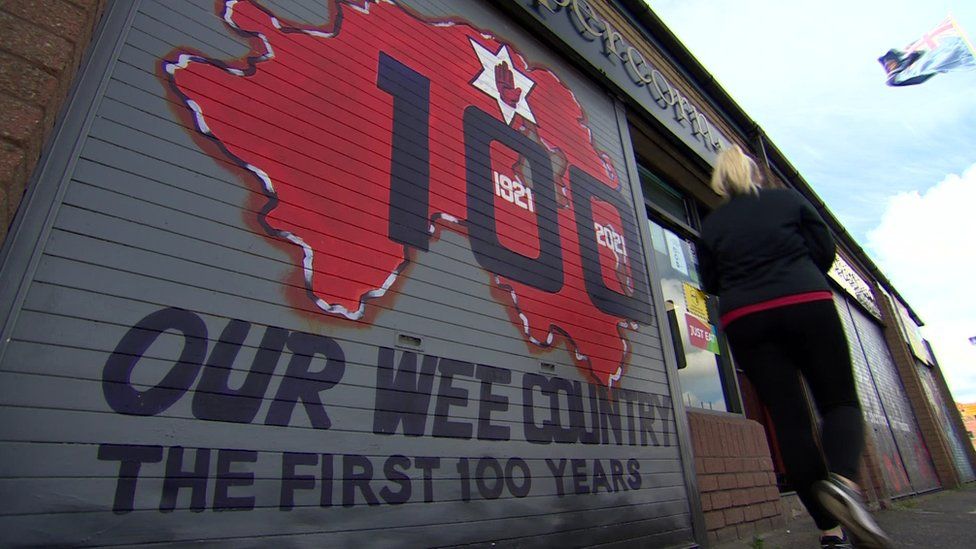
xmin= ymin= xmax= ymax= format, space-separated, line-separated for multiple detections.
xmin=491 ymin=3 xmax=715 ymax=173
xmin=613 ymin=0 xmax=756 ymax=139
xmin=615 ymin=0 xmax=925 ymax=325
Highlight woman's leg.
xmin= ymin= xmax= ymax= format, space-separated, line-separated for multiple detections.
xmin=789 ymin=300 xmax=864 ymax=481
xmin=726 ymin=310 xmax=839 ymax=530
xmin=728 ymin=302 xmax=888 ymax=546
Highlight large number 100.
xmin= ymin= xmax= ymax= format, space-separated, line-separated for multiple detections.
xmin=376 ymin=52 xmax=651 ymax=324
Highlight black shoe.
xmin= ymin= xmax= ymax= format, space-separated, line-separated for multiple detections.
xmin=813 ymin=474 xmax=892 ymax=549
xmin=820 ymin=534 xmax=853 ymax=548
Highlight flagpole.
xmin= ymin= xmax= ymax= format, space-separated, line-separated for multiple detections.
xmin=949 ymin=14 xmax=976 ymax=58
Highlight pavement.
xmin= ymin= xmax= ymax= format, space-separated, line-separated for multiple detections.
xmin=713 ymin=482 xmax=976 ymax=548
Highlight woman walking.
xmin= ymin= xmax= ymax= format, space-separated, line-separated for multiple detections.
xmin=698 ymin=145 xmax=891 ymax=549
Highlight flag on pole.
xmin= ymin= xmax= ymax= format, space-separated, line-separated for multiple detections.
xmin=878 ymin=16 xmax=976 ymax=86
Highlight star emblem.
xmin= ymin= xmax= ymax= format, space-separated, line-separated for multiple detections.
xmin=469 ymin=38 xmax=536 ymax=125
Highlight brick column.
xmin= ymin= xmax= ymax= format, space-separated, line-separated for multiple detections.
xmin=687 ymin=411 xmax=787 ymax=546
xmin=872 ymin=282 xmax=961 ymax=488
xmin=925 ymin=343 xmax=976 ymax=473
xmin=0 ymin=0 xmax=107 ymax=244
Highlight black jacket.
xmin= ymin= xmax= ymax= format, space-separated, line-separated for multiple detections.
xmin=698 ymin=188 xmax=836 ymax=318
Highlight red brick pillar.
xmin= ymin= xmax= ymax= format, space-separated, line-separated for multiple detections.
xmin=926 ymin=346 xmax=976 ymax=473
xmin=872 ymin=283 xmax=961 ymax=489
xmin=688 ymin=410 xmax=787 ymax=545
xmin=0 ymin=0 xmax=107 ymax=244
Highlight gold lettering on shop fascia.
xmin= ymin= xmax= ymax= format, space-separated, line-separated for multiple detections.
xmin=535 ymin=0 xmax=724 ymax=151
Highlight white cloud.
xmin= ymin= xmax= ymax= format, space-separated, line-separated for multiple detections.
xmin=867 ymin=162 xmax=976 ymax=402
xmin=651 ymin=0 xmax=976 ymax=244
xmin=651 ymin=0 xmax=976 ymax=401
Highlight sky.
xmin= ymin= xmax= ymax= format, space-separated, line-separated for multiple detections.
xmin=649 ymin=0 xmax=976 ymax=402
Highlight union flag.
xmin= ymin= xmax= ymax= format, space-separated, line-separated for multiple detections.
xmin=878 ymin=16 xmax=976 ymax=86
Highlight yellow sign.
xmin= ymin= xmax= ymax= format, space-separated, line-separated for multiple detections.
xmin=683 ymin=283 xmax=708 ymax=320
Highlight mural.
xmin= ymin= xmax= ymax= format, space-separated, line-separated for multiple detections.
xmin=98 ymin=307 xmax=674 ymax=514
xmin=0 ymin=2 xmax=693 ymax=544
xmin=163 ymin=0 xmax=651 ymax=387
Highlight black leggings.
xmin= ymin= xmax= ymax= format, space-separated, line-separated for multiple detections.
xmin=725 ymin=299 xmax=864 ymax=530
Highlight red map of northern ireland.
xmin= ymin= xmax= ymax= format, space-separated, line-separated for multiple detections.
xmin=166 ymin=0 xmax=646 ymax=386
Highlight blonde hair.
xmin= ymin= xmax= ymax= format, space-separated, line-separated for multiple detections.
xmin=710 ymin=145 xmax=761 ymax=198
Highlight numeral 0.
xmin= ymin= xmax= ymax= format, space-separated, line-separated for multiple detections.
xmin=376 ymin=51 xmax=651 ymax=324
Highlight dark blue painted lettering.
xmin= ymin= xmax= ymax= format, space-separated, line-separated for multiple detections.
xmin=213 ymin=449 xmax=256 ymax=511
xmin=373 ymin=348 xmax=437 ymax=436
xmin=102 ymin=308 xmax=206 ymax=416
xmin=598 ymin=386 xmax=623 ymax=445
xmin=456 ymin=457 xmax=471 ymax=502
xmin=475 ymin=364 xmax=511 ymax=441
xmin=280 ymin=452 xmax=317 ymax=511
xmin=569 ymin=165 xmax=652 ymax=324
xmin=377 ymin=52 xmax=432 ymax=251
xmin=572 ymin=380 xmax=600 ymax=444
xmin=321 ymin=454 xmax=334 ymax=507
xmin=571 ymin=458 xmax=589 ymax=494
xmin=545 ymin=458 xmax=567 ymax=497
xmin=609 ymin=459 xmax=626 ymax=492
xmin=160 ymin=447 xmax=210 ymax=512
xmin=379 ymin=455 xmax=412 ymax=505
xmin=266 ymin=332 xmax=345 ymax=429
xmin=475 ymin=457 xmax=504 ymax=500
xmin=627 ymin=458 xmax=642 ymax=489
xmin=639 ymin=391 xmax=660 ymax=446
xmin=505 ymin=457 xmax=532 ymax=498
xmin=658 ymin=395 xmax=674 ymax=447
xmin=98 ymin=444 xmax=163 ymax=514
xmin=522 ymin=373 xmax=550 ymax=444
xmin=415 ymin=457 xmax=440 ymax=503
xmin=618 ymin=388 xmax=638 ymax=446
xmin=591 ymin=459 xmax=611 ymax=493
xmin=547 ymin=376 xmax=576 ymax=443
xmin=194 ymin=322 xmax=287 ymax=423
xmin=464 ymin=105 xmax=563 ymax=292
xmin=343 ymin=455 xmax=379 ymax=507
xmin=432 ymin=358 xmax=473 ymax=439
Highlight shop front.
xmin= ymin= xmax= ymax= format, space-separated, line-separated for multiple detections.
xmin=1 ymin=1 xmax=973 ymax=547
xmin=0 ymin=0 xmax=711 ymax=546
xmin=828 ymin=256 xmax=940 ymax=498
xmin=885 ymin=291 xmax=976 ymax=484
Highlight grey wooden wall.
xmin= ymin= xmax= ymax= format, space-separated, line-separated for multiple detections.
xmin=0 ymin=1 xmax=694 ymax=546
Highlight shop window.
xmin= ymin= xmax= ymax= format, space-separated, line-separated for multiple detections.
xmin=639 ymin=166 xmax=691 ymax=226
xmin=638 ymin=165 xmax=741 ymax=413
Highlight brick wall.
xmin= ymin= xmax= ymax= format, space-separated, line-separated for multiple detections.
xmin=958 ymin=403 xmax=976 ymax=452
xmin=0 ymin=0 xmax=107 ymax=245
xmin=873 ymin=282 xmax=962 ymax=489
xmin=687 ymin=411 xmax=787 ymax=545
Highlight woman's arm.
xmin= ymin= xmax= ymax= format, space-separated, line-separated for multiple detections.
xmin=796 ymin=192 xmax=837 ymax=272
xmin=698 ymin=241 xmax=720 ymax=295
